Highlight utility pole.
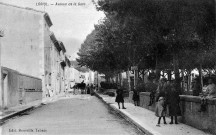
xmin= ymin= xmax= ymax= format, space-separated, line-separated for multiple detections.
xmin=0 ymin=30 xmax=4 ymax=111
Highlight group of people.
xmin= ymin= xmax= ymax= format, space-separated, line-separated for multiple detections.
xmin=127 ymin=77 xmax=216 ymax=127
xmin=154 ymin=78 xmax=181 ymax=126
xmin=68 ymin=81 xmax=97 ymax=95
xmin=86 ymin=84 xmax=96 ymax=95
xmin=127 ymin=78 xmax=182 ymax=126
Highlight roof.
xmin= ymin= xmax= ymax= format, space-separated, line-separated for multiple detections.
xmin=1 ymin=66 xmax=41 ymax=80
xmin=44 ymin=13 xmax=53 ymax=27
xmin=0 ymin=2 xmax=53 ymax=27
xmin=59 ymin=41 xmax=66 ymax=53
xmin=50 ymin=32 xmax=61 ymax=52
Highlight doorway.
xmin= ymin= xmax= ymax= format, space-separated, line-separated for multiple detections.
xmin=2 ymin=71 xmax=8 ymax=109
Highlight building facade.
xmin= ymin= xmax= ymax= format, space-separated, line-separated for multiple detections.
xmin=0 ymin=29 xmax=4 ymax=110
xmin=0 ymin=2 xmax=57 ymax=98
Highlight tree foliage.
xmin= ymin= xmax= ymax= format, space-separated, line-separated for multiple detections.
xmin=77 ymin=0 xmax=215 ymax=81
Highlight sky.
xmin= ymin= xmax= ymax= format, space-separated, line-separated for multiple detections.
xmin=1 ymin=0 xmax=105 ymax=60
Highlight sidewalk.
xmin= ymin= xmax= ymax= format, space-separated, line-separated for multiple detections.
xmin=0 ymin=93 xmax=65 ymax=123
xmin=95 ymin=93 xmax=212 ymax=135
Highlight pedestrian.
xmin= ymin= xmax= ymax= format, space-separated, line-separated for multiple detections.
xmin=87 ymin=84 xmax=90 ymax=94
xmin=155 ymin=97 xmax=167 ymax=126
xmin=73 ymin=83 xmax=77 ymax=95
xmin=115 ymin=85 xmax=126 ymax=109
xmin=146 ymin=80 xmax=157 ymax=106
xmin=90 ymin=84 xmax=94 ymax=96
xmin=45 ymin=84 xmax=50 ymax=97
xmin=148 ymin=86 xmax=156 ymax=106
xmin=199 ymin=78 xmax=216 ymax=112
xmin=47 ymin=84 xmax=53 ymax=97
xmin=192 ymin=78 xmax=201 ymax=96
xmin=166 ymin=83 xmax=181 ymax=124
xmin=132 ymin=89 xmax=140 ymax=106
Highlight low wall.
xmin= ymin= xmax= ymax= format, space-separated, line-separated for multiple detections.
xmin=24 ymin=91 xmax=42 ymax=103
xmin=180 ymin=95 xmax=216 ymax=134
xmin=139 ymin=92 xmax=156 ymax=112
xmin=19 ymin=73 xmax=42 ymax=104
xmin=129 ymin=91 xmax=216 ymax=134
xmin=1 ymin=67 xmax=42 ymax=109
xmin=2 ymin=67 xmax=20 ymax=108
xmin=129 ymin=91 xmax=133 ymax=103
xmin=129 ymin=92 xmax=156 ymax=111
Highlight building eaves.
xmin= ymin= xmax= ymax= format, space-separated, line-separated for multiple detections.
xmin=44 ymin=13 xmax=53 ymax=27
xmin=0 ymin=2 xmax=53 ymax=27
xmin=65 ymin=56 xmax=71 ymax=67
xmin=50 ymin=32 xmax=61 ymax=52
xmin=0 ymin=2 xmax=45 ymax=14
xmin=59 ymin=41 xmax=66 ymax=53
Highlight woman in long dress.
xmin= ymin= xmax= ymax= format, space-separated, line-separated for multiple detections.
xmin=115 ymin=86 xmax=126 ymax=109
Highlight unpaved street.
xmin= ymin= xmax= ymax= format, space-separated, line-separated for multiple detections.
xmin=1 ymin=95 xmax=144 ymax=135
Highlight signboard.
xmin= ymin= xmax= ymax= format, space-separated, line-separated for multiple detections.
xmin=0 ymin=30 xmax=4 ymax=37
xmin=131 ymin=66 xmax=138 ymax=70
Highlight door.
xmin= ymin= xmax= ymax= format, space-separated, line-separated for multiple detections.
xmin=2 ymin=71 xmax=8 ymax=109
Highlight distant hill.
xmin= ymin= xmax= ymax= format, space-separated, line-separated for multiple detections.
xmin=70 ymin=60 xmax=89 ymax=73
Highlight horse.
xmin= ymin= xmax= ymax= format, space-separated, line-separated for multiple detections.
xmin=73 ymin=82 xmax=86 ymax=94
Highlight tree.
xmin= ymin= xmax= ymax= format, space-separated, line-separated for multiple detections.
xmin=78 ymin=0 xmax=215 ymax=91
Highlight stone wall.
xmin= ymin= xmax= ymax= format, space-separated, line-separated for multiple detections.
xmin=19 ymin=73 xmax=42 ymax=105
xmin=180 ymin=95 xmax=216 ymax=134
xmin=129 ymin=92 xmax=156 ymax=111
xmin=139 ymin=92 xmax=156 ymax=112
xmin=129 ymin=91 xmax=216 ymax=134
xmin=2 ymin=67 xmax=19 ymax=108
xmin=1 ymin=67 xmax=42 ymax=109
xmin=25 ymin=91 xmax=42 ymax=103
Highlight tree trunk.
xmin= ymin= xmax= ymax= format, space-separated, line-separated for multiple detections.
xmin=167 ymin=69 xmax=172 ymax=81
xmin=173 ymin=54 xmax=181 ymax=94
xmin=155 ymin=69 xmax=161 ymax=81
xmin=181 ymin=69 xmax=185 ymax=93
xmin=134 ymin=69 xmax=138 ymax=89
xmin=187 ymin=70 xmax=191 ymax=92
xmin=198 ymin=64 xmax=203 ymax=93
xmin=127 ymin=68 xmax=131 ymax=91
xmin=119 ymin=73 xmax=123 ymax=86
xmin=155 ymin=48 xmax=161 ymax=82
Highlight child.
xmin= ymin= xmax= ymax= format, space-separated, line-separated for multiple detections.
xmin=155 ymin=97 xmax=167 ymax=126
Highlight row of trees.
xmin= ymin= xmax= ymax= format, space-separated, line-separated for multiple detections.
xmin=77 ymin=0 xmax=215 ymax=92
